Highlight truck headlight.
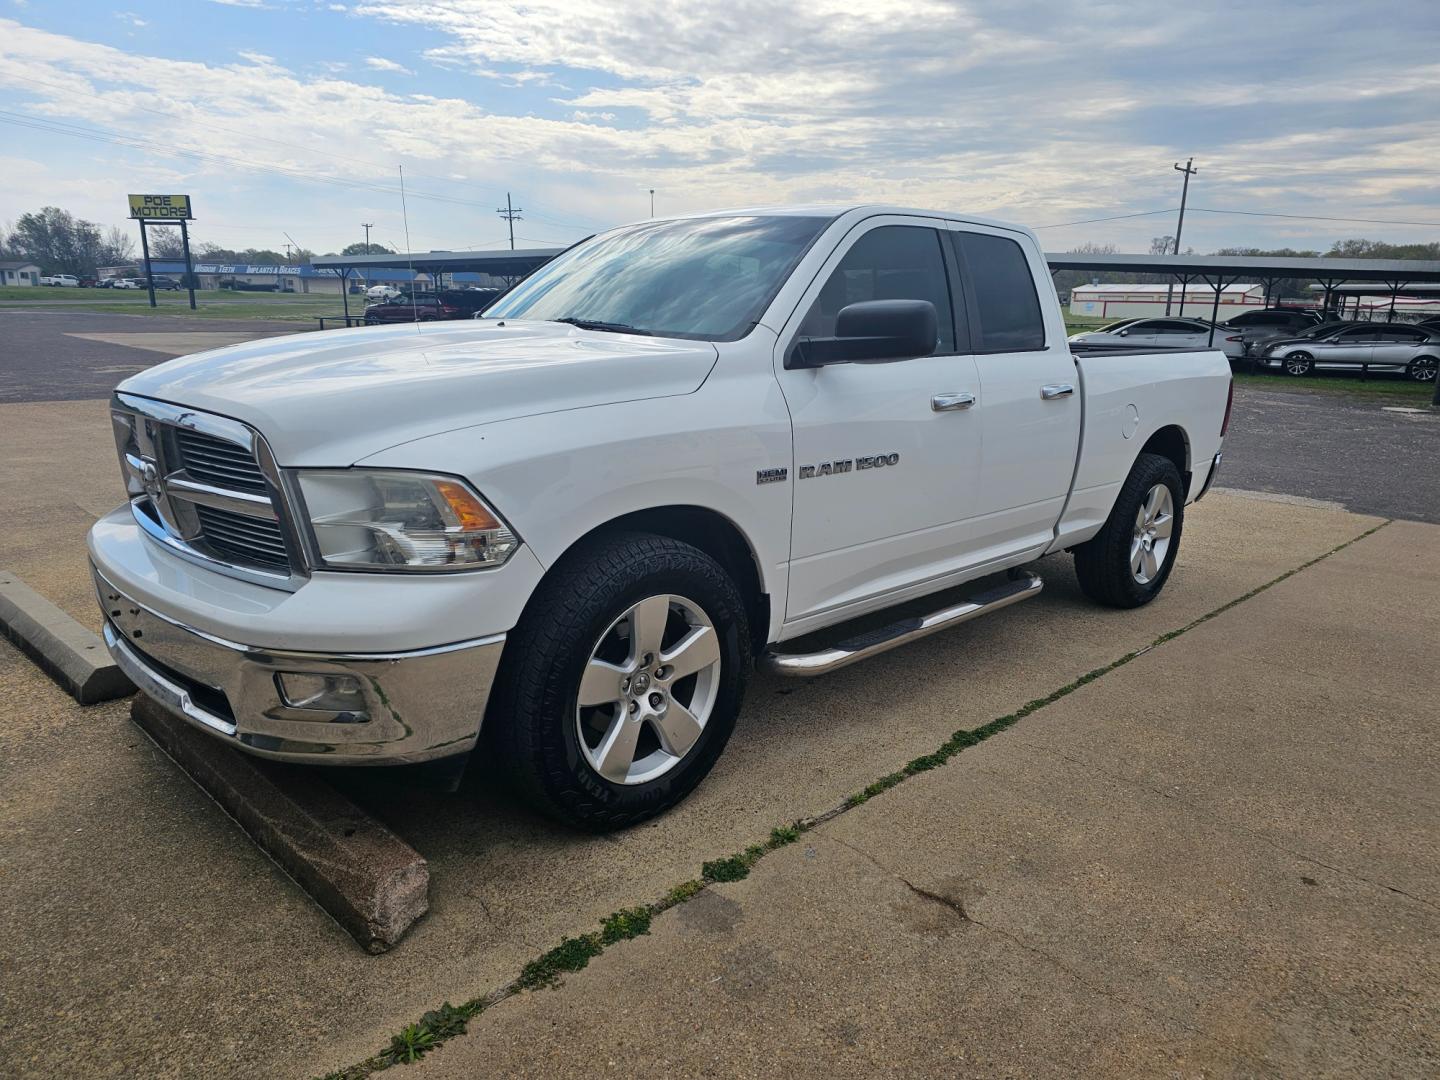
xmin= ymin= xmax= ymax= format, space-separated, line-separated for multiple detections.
xmin=293 ymin=470 xmax=519 ymax=571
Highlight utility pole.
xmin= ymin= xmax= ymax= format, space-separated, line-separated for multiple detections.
xmin=496 ymin=193 xmax=523 ymax=250
xmin=361 ymin=222 xmax=373 ymax=251
xmin=1165 ymin=157 xmax=1198 ymax=315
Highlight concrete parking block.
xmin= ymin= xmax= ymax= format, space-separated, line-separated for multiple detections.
xmin=130 ymin=694 xmax=430 ymax=953
xmin=0 ymin=570 xmax=132 ymax=703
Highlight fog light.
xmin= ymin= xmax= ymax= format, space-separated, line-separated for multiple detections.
xmin=276 ymin=672 xmax=365 ymax=712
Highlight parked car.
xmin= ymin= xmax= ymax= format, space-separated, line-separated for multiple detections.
xmin=1222 ymin=308 xmax=1323 ymax=356
xmin=363 ymin=289 xmax=499 ymax=324
xmin=112 ymin=278 xmax=142 ymax=290
xmin=1223 ymin=308 xmax=1322 ymax=332
xmin=91 ymin=205 xmax=1232 ymax=828
xmin=147 ymin=276 xmax=183 ymax=292
xmin=365 ymin=284 xmax=403 ymax=301
xmin=96 ymin=278 xmax=118 ymax=288
xmin=1416 ymin=317 xmax=1440 ymax=334
xmin=1257 ymin=321 xmax=1440 ymax=380
xmin=1069 ymin=317 xmax=1246 ymax=359
xmin=41 ymin=274 xmax=81 ymax=287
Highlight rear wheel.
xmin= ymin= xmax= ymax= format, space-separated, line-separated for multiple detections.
xmin=1407 ymin=356 xmax=1438 ymax=382
xmin=1283 ymin=352 xmax=1314 ymax=376
xmin=489 ymin=532 xmax=750 ymax=830
xmin=1073 ymin=453 xmax=1184 ymax=609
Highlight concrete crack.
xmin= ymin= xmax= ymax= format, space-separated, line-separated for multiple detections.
xmin=1013 ymin=739 xmax=1439 ymax=916
xmin=829 ymin=833 xmax=1278 ymax=1073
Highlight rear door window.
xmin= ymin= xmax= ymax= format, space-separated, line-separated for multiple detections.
xmin=951 ymin=231 xmax=1046 ymax=351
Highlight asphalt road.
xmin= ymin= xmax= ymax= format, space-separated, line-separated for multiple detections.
xmin=1220 ymin=385 xmax=1440 ymax=523
xmin=0 ymin=310 xmax=302 ymax=403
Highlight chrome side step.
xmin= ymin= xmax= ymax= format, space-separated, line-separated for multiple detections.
xmin=761 ymin=571 xmax=1043 ymax=678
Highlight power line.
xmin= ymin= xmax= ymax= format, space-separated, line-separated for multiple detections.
xmin=1190 ymin=207 xmax=1440 ymax=228
xmin=1033 ymin=209 xmax=1178 ymax=230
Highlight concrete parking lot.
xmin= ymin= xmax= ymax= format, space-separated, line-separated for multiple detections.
xmin=0 ymin=331 xmax=1437 ymax=1078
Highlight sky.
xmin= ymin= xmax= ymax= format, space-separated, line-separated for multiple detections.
xmin=1 ymin=0 xmax=1438 ymax=258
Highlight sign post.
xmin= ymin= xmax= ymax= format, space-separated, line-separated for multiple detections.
xmin=127 ymin=195 xmax=195 ymax=311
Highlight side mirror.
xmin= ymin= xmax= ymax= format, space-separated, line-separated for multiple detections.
xmin=1118 ymin=329 xmax=1129 ymax=337
xmin=791 ymin=299 xmax=938 ymax=368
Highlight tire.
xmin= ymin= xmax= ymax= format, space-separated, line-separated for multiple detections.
xmin=489 ymin=532 xmax=751 ymax=830
xmin=1283 ymin=352 xmax=1313 ymax=376
xmin=1073 ymin=453 xmax=1185 ymax=609
xmin=1407 ymin=356 xmax=1438 ymax=382
xmin=363 ymin=316 xmax=379 ymax=326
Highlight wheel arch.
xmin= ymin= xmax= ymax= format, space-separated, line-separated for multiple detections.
xmin=1138 ymin=423 xmax=1190 ymax=487
xmin=540 ymin=504 xmax=770 ymax=654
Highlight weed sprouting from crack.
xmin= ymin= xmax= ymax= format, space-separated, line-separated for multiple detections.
xmin=318 ymin=520 xmax=1388 ymax=1079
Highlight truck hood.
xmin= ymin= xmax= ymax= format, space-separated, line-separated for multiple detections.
xmin=118 ymin=320 xmax=719 ymax=465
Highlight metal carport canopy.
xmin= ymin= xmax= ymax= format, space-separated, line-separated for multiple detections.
xmin=311 ymin=247 xmax=565 ymax=279
xmin=1042 ymin=253 xmax=1440 ymax=283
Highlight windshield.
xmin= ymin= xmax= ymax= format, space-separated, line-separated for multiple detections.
xmin=484 ymin=215 xmax=834 ymax=341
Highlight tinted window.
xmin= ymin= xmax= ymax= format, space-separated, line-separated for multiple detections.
xmin=1152 ymin=320 xmax=1202 ymax=334
xmin=953 ymin=232 xmax=1045 ymax=351
xmin=798 ymin=225 xmax=956 ymax=353
xmin=485 ymin=214 xmax=832 ymax=341
xmin=1378 ymin=327 xmax=1424 ymax=341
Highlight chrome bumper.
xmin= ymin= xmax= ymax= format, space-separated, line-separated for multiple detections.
xmin=95 ymin=566 xmax=504 ymax=765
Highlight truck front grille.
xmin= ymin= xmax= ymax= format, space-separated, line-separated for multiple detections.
xmin=193 ymin=505 xmax=292 ymax=570
xmin=175 ymin=428 xmax=270 ymax=494
xmin=112 ymin=393 xmax=302 ymax=587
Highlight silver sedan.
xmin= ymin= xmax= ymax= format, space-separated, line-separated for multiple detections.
xmin=1259 ymin=323 xmax=1440 ymax=380
xmin=1068 ymin=317 xmax=1246 ymax=359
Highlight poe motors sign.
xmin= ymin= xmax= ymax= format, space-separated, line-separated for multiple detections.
xmin=127 ymin=193 xmax=197 ymax=308
xmin=128 ymin=194 xmax=194 ymax=220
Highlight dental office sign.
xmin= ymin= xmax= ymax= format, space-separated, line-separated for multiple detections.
xmin=127 ymin=194 xmax=194 ymax=220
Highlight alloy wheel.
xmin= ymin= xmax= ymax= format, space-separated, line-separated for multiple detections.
xmin=1130 ymin=483 xmax=1174 ymax=585
xmin=575 ymin=594 xmax=722 ymax=785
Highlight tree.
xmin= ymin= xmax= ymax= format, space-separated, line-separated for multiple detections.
xmin=144 ymin=225 xmax=187 ymax=259
xmin=341 ymin=241 xmax=395 ymax=256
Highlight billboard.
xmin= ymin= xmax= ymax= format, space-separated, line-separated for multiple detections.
xmin=128 ymin=194 xmax=193 ymax=220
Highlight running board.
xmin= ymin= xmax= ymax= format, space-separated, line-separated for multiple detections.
xmin=761 ymin=571 xmax=1043 ymax=678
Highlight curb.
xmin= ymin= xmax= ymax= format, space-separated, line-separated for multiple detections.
xmin=131 ymin=694 xmax=430 ymax=953
xmin=0 ymin=570 xmax=134 ymax=703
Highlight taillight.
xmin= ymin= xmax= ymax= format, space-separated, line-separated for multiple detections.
xmin=1220 ymin=377 xmax=1234 ymax=437
xmin=441 ymin=305 xmax=458 ymax=315
xmin=1226 ymin=335 xmax=1242 ymax=342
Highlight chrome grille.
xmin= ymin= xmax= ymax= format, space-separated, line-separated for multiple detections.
xmin=174 ymin=428 xmax=269 ymax=494
xmin=112 ymin=393 xmax=302 ymax=587
xmin=194 ymin=505 xmax=291 ymax=570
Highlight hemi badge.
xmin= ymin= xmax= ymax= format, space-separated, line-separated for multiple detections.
xmin=756 ymin=467 xmax=788 ymax=485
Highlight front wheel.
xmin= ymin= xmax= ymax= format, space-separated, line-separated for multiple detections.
xmin=490 ymin=532 xmax=751 ymax=830
xmin=1283 ymin=352 xmax=1314 ymax=376
xmin=1407 ymin=356 xmax=1438 ymax=382
xmin=1073 ymin=452 xmax=1184 ymax=609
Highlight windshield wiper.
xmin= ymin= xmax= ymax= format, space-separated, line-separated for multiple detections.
xmin=553 ymin=317 xmax=652 ymax=336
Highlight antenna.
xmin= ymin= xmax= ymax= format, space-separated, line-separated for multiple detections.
xmin=399 ymin=164 xmax=419 ymax=330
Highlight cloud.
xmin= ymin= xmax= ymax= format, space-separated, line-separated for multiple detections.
xmin=0 ymin=4 xmax=1437 ymax=254
xmin=115 ymin=11 xmax=147 ymax=27
xmin=364 ymin=56 xmax=413 ymax=75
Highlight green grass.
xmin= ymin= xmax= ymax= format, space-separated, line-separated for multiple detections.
xmin=0 ymin=286 xmax=359 ymax=321
xmin=1235 ymin=371 xmax=1436 ymax=402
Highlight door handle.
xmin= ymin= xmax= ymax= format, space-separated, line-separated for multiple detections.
xmin=1040 ymin=383 xmax=1074 ymax=400
xmin=931 ymin=392 xmax=976 ymax=412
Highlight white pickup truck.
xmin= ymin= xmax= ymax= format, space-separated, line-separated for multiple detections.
xmin=90 ymin=205 xmax=1232 ymax=828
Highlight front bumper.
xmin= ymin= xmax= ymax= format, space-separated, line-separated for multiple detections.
xmin=96 ymin=565 xmax=504 ymax=765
